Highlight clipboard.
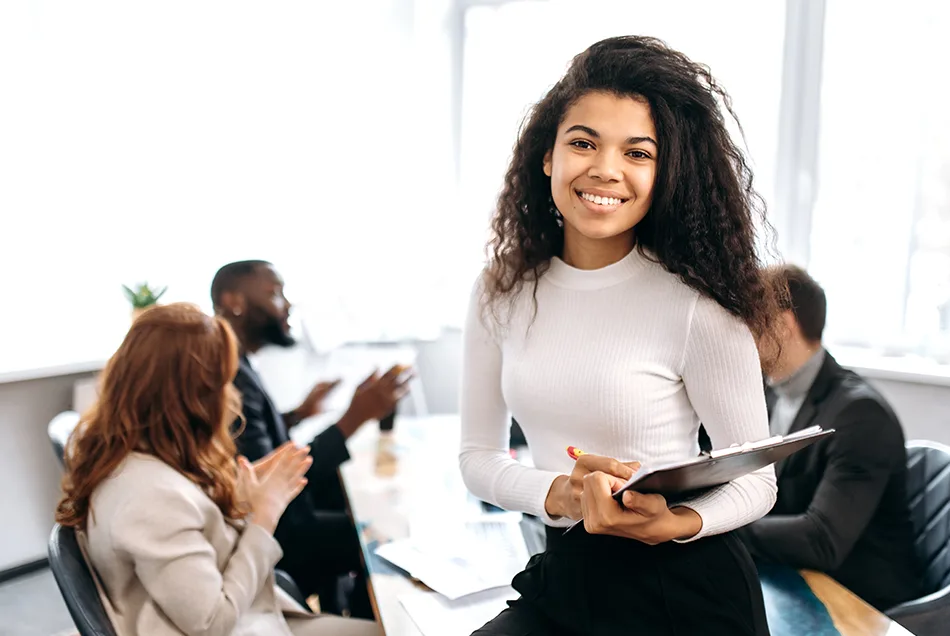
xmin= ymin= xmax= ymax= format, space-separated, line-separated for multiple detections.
xmin=611 ymin=425 xmax=835 ymax=500
xmin=564 ymin=426 xmax=835 ymax=533
xmin=565 ymin=426 xmax=834 ymax=533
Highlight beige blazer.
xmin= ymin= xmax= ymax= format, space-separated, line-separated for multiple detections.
xmin=82 ymin=452 xmax=316 ymax=636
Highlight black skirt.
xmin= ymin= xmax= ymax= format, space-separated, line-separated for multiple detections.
xmin=474 ymin=525 xmax=770 ymax=636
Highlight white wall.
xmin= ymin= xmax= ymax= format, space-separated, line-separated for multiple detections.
xmin=1 ymin=331 xmax=947 ymax=571
xmin=0 ymin=371 xmax=95 ymax=570
xmin=869 ymin=379 xmax=950 ymax=444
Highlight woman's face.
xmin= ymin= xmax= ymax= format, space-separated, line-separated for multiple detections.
xmin=544 ymin=91 xmax=657 ymax=252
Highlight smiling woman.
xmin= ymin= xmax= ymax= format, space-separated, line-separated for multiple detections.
xmin=543 ymin=94 xmax=658 ymax=268
xmin=481 ymin=37 xmax=783 ymax=344
xmin=461 ymin=35 xmax=785 ymax=636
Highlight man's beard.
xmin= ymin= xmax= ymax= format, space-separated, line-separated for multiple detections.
xmin=261 ymin=318 xmax=295 ymax=348
xmin=246 ymin=304 xmax=295 ymax=348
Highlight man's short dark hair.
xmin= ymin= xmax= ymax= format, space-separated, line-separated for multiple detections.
xmin=772 ymin=264 xmax=827 ymax=342
xmin=210 ymin=260 xmax=271 ymax=309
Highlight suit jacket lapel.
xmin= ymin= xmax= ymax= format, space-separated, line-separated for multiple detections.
xmin=774 ymin=352 xmax=842 ymax=479
xmin=239 ymin=355 xmax=291 ymax=443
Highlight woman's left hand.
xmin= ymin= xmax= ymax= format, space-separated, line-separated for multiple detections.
xmin=580 ymin=472 xmax=703 ymax=544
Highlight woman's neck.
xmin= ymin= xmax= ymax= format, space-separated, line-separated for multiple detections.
xmin=561 ymin=229 xmax=635 ymax=270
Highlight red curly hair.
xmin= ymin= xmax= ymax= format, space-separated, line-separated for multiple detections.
xmin=56 ymin=303 xmax=245 ymax=528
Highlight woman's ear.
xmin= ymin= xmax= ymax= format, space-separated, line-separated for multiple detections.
xmin=543 ymin=150 xmax=553 ymax=177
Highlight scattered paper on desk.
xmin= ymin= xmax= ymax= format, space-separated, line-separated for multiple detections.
xmin=374 ymin=514 xmax=530 ymax=600
xmin=398 ymin=587 xmax=518 ymax=636
xmin=374 ymin=537 xmax=513 ymax=600
xmin=409 ymin=512 xmax=528 ymax=559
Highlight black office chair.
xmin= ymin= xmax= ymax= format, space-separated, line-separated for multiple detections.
xmin=48 ymin=410 xmax=80 ymax=466
xmin=275 ymin=568 xmax=309 ymax=609
xmin=48 ymin=523 xmax=117 ymax=636
xmin=886 ymin=440 xmax=950 ymax=635
xmin=49 ymin=523 xmax=311 ymax=634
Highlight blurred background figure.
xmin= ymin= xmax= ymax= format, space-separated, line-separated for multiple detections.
xmin=738 ymin=266 xmax=922 ymax=611
xmin=212 ymin=260 xmax=411 ymax=617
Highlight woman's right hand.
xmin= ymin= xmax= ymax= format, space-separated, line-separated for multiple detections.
xmin=544 ymin=454 xmax=640 ymax=520
xmin=238 ymin=442 xmax=312 ymax=534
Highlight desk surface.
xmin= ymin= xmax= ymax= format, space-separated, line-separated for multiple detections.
xmin=339 ymin=416 xmax=913 ymax=636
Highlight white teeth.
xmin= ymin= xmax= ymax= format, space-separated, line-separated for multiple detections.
xmin=579 ymin=191 xmax=623 ymax=206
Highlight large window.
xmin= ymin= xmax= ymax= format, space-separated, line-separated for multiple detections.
xmin=0 ymin=1 xmax=454 ymax=376
xmin=459 ymin=0 xmax=950 ymax=370
xmin=3 ymin=0 xmax=949 ymax=377
xmin=808 ymin=1 xmax=950 ymax=364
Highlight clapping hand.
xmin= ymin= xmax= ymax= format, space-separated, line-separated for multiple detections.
xmin=335 ymin=364 xmax=413 ymax=438
xmin=288 ymin=379 xmax=343 ymax=427
xmin=239 ymin=442 xmax=312 ymax=534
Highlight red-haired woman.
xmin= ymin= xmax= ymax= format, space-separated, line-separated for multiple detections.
xmin=56 ymin=303 xmax=379 ymax=636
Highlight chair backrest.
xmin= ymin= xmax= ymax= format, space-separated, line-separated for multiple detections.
xmin=48 ymin=411 xmax=80 ymax=466
xmin=906 ymin=440 xmax=950 ymax=595
xmin=48 ymin=524 xmax=117 ymax=636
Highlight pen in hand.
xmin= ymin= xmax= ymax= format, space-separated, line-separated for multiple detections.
xmin=562 ymin=446 xmax=643 ymax=534
xmin=566 ymin=445 xmax=641 ymax=495
xmin=566 ymin=446 xmax=586 ymax=460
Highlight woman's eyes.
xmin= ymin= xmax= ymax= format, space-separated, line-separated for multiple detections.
xmin=568 ymin=140 xmax=651 ymax=160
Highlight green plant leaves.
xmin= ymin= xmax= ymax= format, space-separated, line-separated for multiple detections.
xmin=122 ymin=282 xmax=167 ymax=308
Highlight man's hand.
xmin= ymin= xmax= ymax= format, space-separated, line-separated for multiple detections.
xmin=288 ymin=379 xmax=342 ymax=427
xmin=335 ymin=365 xmax=413 ymax=438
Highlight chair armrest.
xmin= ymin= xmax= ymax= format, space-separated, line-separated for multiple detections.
xmin=886 ymin=585 xmax=950 ymax=635
xmin=274 ymin=569 xmax=309 ymax=611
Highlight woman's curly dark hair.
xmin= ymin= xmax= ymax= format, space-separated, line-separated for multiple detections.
xmin=484 ymin=36 xmax=785 ymax=365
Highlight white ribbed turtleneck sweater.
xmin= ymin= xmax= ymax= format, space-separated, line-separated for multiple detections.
xmin=459 ymin=248 xmax=777 ymax=540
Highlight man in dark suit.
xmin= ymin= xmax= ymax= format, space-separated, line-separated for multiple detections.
xmin=736 ymin=265 xmax=921 ymax=610
xmin=211 ymin=260 xmax=411 ymax=618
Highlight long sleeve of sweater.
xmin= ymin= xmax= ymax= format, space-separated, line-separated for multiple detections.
xmin=458 ymin=250 xmax=776 ymax=538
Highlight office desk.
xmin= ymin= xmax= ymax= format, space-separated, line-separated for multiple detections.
xmin=339 ymin=415 xmax=469 ymax=636
xmin=759 ymin=564 xmax=913 ymax=635
xmin=339 ymin=416 xmax=913 ymax=636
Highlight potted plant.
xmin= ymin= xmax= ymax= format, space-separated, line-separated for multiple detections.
xmin=123 ymin=282 xmax=167 ymax=320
